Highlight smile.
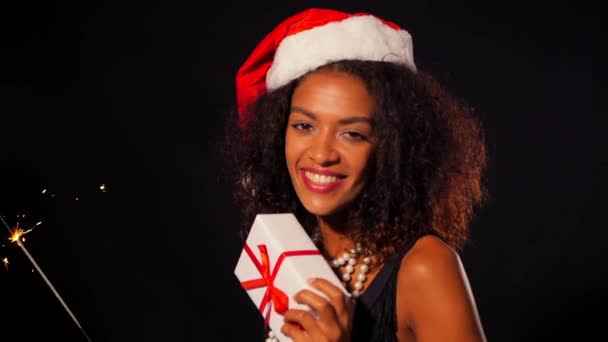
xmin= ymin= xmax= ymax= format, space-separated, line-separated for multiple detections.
xmin=300 ymin=169 xmax=345 ymax=193
xmin=305 ymin=171 xmax=340 ymax=184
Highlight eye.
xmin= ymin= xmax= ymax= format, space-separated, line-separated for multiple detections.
xmin=342 ymin=131 xmax=369 ymax=141
xmin=291 ymin=122 xmax=314 ymax=131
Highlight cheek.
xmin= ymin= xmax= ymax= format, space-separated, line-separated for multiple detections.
xmin=284 ymin=136 xmax=300 ymax=174
xmin=285 ymin=134 xmax=305 ymax=163
xmin=353 ymin=150 xmax=375 ymax=186
xmin=352 ymin=147 xmax=374 ymax=172
xmin=284 ymin=138 xmax=294 ymax=164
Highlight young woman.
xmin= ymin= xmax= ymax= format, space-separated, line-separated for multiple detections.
xmin=226 ymin=8 xmax=488 ymax=342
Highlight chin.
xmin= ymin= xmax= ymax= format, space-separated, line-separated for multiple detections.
xmin=300 ymin=200 xmax=348 ymax=218
xmin=303 ymin=206 xmax=334 ymax=217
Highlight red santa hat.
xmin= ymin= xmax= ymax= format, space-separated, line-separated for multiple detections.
xmin=235 ymin=8 xmax=417 ymax=121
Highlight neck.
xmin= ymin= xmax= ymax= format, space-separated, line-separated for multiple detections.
xmin=317 ymin=213 xmax=356 ymax=259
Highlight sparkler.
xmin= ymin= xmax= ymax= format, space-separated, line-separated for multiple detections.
xmin=0 ymin=215 xmax=93 ymax=342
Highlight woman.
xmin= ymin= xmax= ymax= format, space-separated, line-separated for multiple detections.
xmin=226 ymin=8 xmax=488 ymax=342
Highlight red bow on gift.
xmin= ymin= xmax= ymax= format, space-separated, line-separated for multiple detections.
xmin=240 ymin=244 xmax=320 ymax=326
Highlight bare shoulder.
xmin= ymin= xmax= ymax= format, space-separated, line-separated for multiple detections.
xmin=396 ymin=235 xmax=486 ymax=341
xmin=399 ymin=235 xmax=462 ymax=282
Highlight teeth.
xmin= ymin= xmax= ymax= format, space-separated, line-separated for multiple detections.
xmin=304 ymin=171 xmax=339 ymax=185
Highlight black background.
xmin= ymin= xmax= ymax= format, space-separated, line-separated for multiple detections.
xmin=0 ymin=1 xmax=596 ymax=341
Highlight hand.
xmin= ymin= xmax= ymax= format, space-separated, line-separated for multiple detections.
xmin=280 ymin=278 xmax=355 ymax=342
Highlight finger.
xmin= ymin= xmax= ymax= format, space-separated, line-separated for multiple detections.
xmin=281 ymin=321 xmax=308 ymax=341
xmin=283 ymin=308 xmax=319 ymax=332
xmin=284 ymin=307 xmax=343 ymax=342
xmin=294 ymin=288 xmax=340 ymax=324
xmin=308 ymin=278 xmax=353 ymax=325
xmin=309 ymin=278 xmax=349 ymax=307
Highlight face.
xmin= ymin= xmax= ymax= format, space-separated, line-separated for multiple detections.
xmin=285 ymin=69 xmax=376 ymax=217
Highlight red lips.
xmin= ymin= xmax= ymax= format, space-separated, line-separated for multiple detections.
xmin=300 ymin=168 xmax=345 ymax=193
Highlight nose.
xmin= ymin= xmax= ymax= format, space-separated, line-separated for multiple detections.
xmin=307 ymin=131 xmax=339 ymax=166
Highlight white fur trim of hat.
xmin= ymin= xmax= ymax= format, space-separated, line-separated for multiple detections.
xmin=266 ymin=15 xmax=416 ymax=90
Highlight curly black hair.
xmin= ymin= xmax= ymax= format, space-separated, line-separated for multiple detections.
xmin=224 ymin=60 xmax=487 ymax=260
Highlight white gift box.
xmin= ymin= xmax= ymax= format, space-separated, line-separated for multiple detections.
xmin=234 ymin=213 xmax=347 ymax=342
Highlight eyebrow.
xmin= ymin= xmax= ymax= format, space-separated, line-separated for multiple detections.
xmin=290 ymin=106 xmax=372 ymax=125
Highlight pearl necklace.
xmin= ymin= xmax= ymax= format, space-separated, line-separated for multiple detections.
xmin=329 ymin=242 xmax=370 ymax=298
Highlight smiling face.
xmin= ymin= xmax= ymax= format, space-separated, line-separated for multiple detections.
xmin=285 ymin=69 xmax=376 ymax=217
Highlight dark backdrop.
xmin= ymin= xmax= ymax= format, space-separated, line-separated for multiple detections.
xmin=0 ymin=1 xmax=595 ymax=341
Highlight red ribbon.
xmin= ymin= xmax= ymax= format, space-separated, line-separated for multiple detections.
xmin=240 ymin=243 xmax=321 ymax=326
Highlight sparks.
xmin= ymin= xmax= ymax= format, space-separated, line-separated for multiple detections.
xmin=9 ymin=228 xmax=26 ymax=242
xmin=9 ymin=227 xmax=30 ymax=243
xmin=8 ymin=222 xmax=37 ymax=243
xmin=0 ymin=215 xmax=93 ymax=342
xmin=2 ymin=257 xmax=8 ymax=270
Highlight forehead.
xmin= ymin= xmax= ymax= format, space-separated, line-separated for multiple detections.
xmin=291 ymin=70 xmax=375 ymax=119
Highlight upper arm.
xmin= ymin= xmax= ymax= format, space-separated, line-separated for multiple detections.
xmin=396 ymin=235 xmax=487 ymax=342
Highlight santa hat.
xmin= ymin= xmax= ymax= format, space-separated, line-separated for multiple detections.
xmin=235 ymin=8 xmax=417 ymax=120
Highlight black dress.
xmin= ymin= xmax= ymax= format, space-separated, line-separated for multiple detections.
xmin=351 ymin=238 xmax=420 ymax=342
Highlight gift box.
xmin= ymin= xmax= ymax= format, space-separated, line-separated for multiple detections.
xmin=234 ymin=213 xmax=347 ymax=342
